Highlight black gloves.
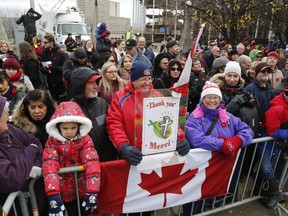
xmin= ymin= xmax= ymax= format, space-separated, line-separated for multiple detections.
xmin=227 ymin=92 xmax=256 ymax=114
xmin=231 ymin=94 xmax=249 ymax=106
xmin=119 ymin=140 xmax=190 ymax=165
xmin=176 ymin=139 xmax=190 ymax=156
xmin=119 ymin=143 xmax=143 ymax=166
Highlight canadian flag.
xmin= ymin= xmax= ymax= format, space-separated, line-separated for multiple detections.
xmin=170 ymin=24 xmax=205 ymax=97
xmin=98 ymin=149 xmax=238 ymax=213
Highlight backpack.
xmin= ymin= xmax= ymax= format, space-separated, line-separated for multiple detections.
xmin=237 ymin=105 xmax=260 ymax=138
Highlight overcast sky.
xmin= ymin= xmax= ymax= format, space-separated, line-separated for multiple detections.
xmin=0 ymin=0 xmax=132 ymax=19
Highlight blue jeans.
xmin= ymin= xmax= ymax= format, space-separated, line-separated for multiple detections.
xmin=257 ymin=131 xmax=279 ymax=180
xmin=257 ymin=142 xmax=277 ymax=180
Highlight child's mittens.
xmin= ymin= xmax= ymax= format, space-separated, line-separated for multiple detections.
xmin=48 ymin=194 xmax=65 ymax=215
xmin=82 ymin=193 xmax=98 ymax=211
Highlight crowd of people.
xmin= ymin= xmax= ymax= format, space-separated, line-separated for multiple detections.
xmin=1 ymin=7 xmax=288 ymax=215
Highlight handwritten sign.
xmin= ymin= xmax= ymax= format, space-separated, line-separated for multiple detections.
xmin=142 ymin=97 xmax=180 ymax=155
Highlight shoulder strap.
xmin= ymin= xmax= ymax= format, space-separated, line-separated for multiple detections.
xmin=205 ymin=115 xmax=218 ymax=136
xmin=157 ymin=78 xmax=166 ymax=89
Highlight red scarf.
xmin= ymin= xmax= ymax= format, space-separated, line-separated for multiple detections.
xmin=9 ymin=70 xmax=22 ymax=83
xmin=221 ymin=84 xmax=242 ymax=95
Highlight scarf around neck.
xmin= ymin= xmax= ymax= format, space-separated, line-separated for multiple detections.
xmin=9 ymin=70 xmax=22 ymax=83
xmin=115 ymin=48 xmax=125 ymax=62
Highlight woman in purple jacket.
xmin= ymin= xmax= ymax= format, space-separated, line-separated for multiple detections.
xmin=186 ymin=81 xmax=254 ymax=153
xmin=183 ymin=81 xmax=254 ymax=215
xmin=0 ymin=95 xmax=48 ymax=215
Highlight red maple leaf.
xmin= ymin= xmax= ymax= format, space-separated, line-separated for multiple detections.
xmin=138 ymin=159 xmax=198 ymax=207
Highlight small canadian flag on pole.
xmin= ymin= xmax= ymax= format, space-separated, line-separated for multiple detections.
xmin=98 ymin=148 xmax=238 ymax=214
xmin=171 ymin=24 xmax=205 ymax=97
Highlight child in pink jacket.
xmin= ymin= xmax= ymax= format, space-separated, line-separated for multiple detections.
xmin=42 ymin=101 xmax=100 ymax=216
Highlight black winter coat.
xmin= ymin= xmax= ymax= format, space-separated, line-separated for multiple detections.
xmin=188 ymin=70 xmax=206 ymax=112
xmin=210 ymin=73 xmax=260 ymax=137
xmin=2 ymin=85 xmax=25 ymax=115
xmin=153 ymin=72 xmax=174 ymax=89
xmin=62 ymin=58 xmax=93 ymax=99
xmin=40 ymin=46 xmax=66 ymax=101
xmin=21 ymin=59 xmax=41 ymax=89
xmin=71 ymin=67 xmax=118 ymax=162
xmin=86 ymin=50 xmax=100 ymax=70
xmin=16 ymin=10 xmax=41 ymax=40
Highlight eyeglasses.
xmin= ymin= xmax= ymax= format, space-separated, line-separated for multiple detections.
xmin=210 ymin=43 xmax=216 ymax=46
xmin=260 ymin=69 xmax=272 ymax=74
xmin=204 ymin=96 xmax=220 ymax=101
xmin=243 ymin=62 xmax=251 ymax=67
xmin=106 ymin=70 xmax=117 ymax=74
xmin=170 ymin=67 xmax=181 ymax=71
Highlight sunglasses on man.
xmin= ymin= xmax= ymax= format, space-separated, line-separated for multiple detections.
xmin=260 ymin=69 xmax=272 ymax=74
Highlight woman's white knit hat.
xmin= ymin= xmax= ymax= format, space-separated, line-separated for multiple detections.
xmin=201 ymin=81 xmax=222 ymax=100
xmin=224 ymin=61 xmax=241 ymax=77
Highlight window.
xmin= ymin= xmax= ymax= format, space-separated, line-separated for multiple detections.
xmin=61 ymin=24 xmax=88 ymax=35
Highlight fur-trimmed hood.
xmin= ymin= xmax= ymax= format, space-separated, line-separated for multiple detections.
xmin=12 ymin=99 xmax=37 ymax=134
xmin=46 ymin=101 xmax=92 ymax=142
xmin=209 ymin=73 xmax=245 ymax=88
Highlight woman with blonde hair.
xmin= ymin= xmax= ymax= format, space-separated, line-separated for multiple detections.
xmin=224 ymin=43 xmax=233 ymax=53
xmin=98 ymin=62 xmax=126 ymax=104
xmin=0 ymin=41 xmax=18 ymax=69
xmin=31 ymin=36 xmax=43 ymax=59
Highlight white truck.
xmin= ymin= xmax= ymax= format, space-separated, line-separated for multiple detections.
xmin=37 ymin=5 xmax=90 ymax=44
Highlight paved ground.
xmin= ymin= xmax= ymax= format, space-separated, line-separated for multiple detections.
xmin=209 ymin=200 xmax=279 ymax=216
xmin=155 ymin=197 xmax=287 ymax=216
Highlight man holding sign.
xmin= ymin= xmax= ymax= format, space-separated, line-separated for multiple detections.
xmin=106 ymin=61 xmax=190 ymax=166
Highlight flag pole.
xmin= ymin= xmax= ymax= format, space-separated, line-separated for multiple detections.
xmin=190 ymin=23 xmax=205 ymax=58
xmin=171 ymin=23 xmax=205 ymax=97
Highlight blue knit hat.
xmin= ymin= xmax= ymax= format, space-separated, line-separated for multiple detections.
xmin=130 ymin=61 xmax=152 ymax=81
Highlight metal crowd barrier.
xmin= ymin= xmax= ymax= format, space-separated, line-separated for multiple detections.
xmin=25 ymin=136 xmax=288 ymax=216
xmin=2 ymin=191 xmax=29 ymax=215
xmin=187 ymin=136 xmax=278 ymax=216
